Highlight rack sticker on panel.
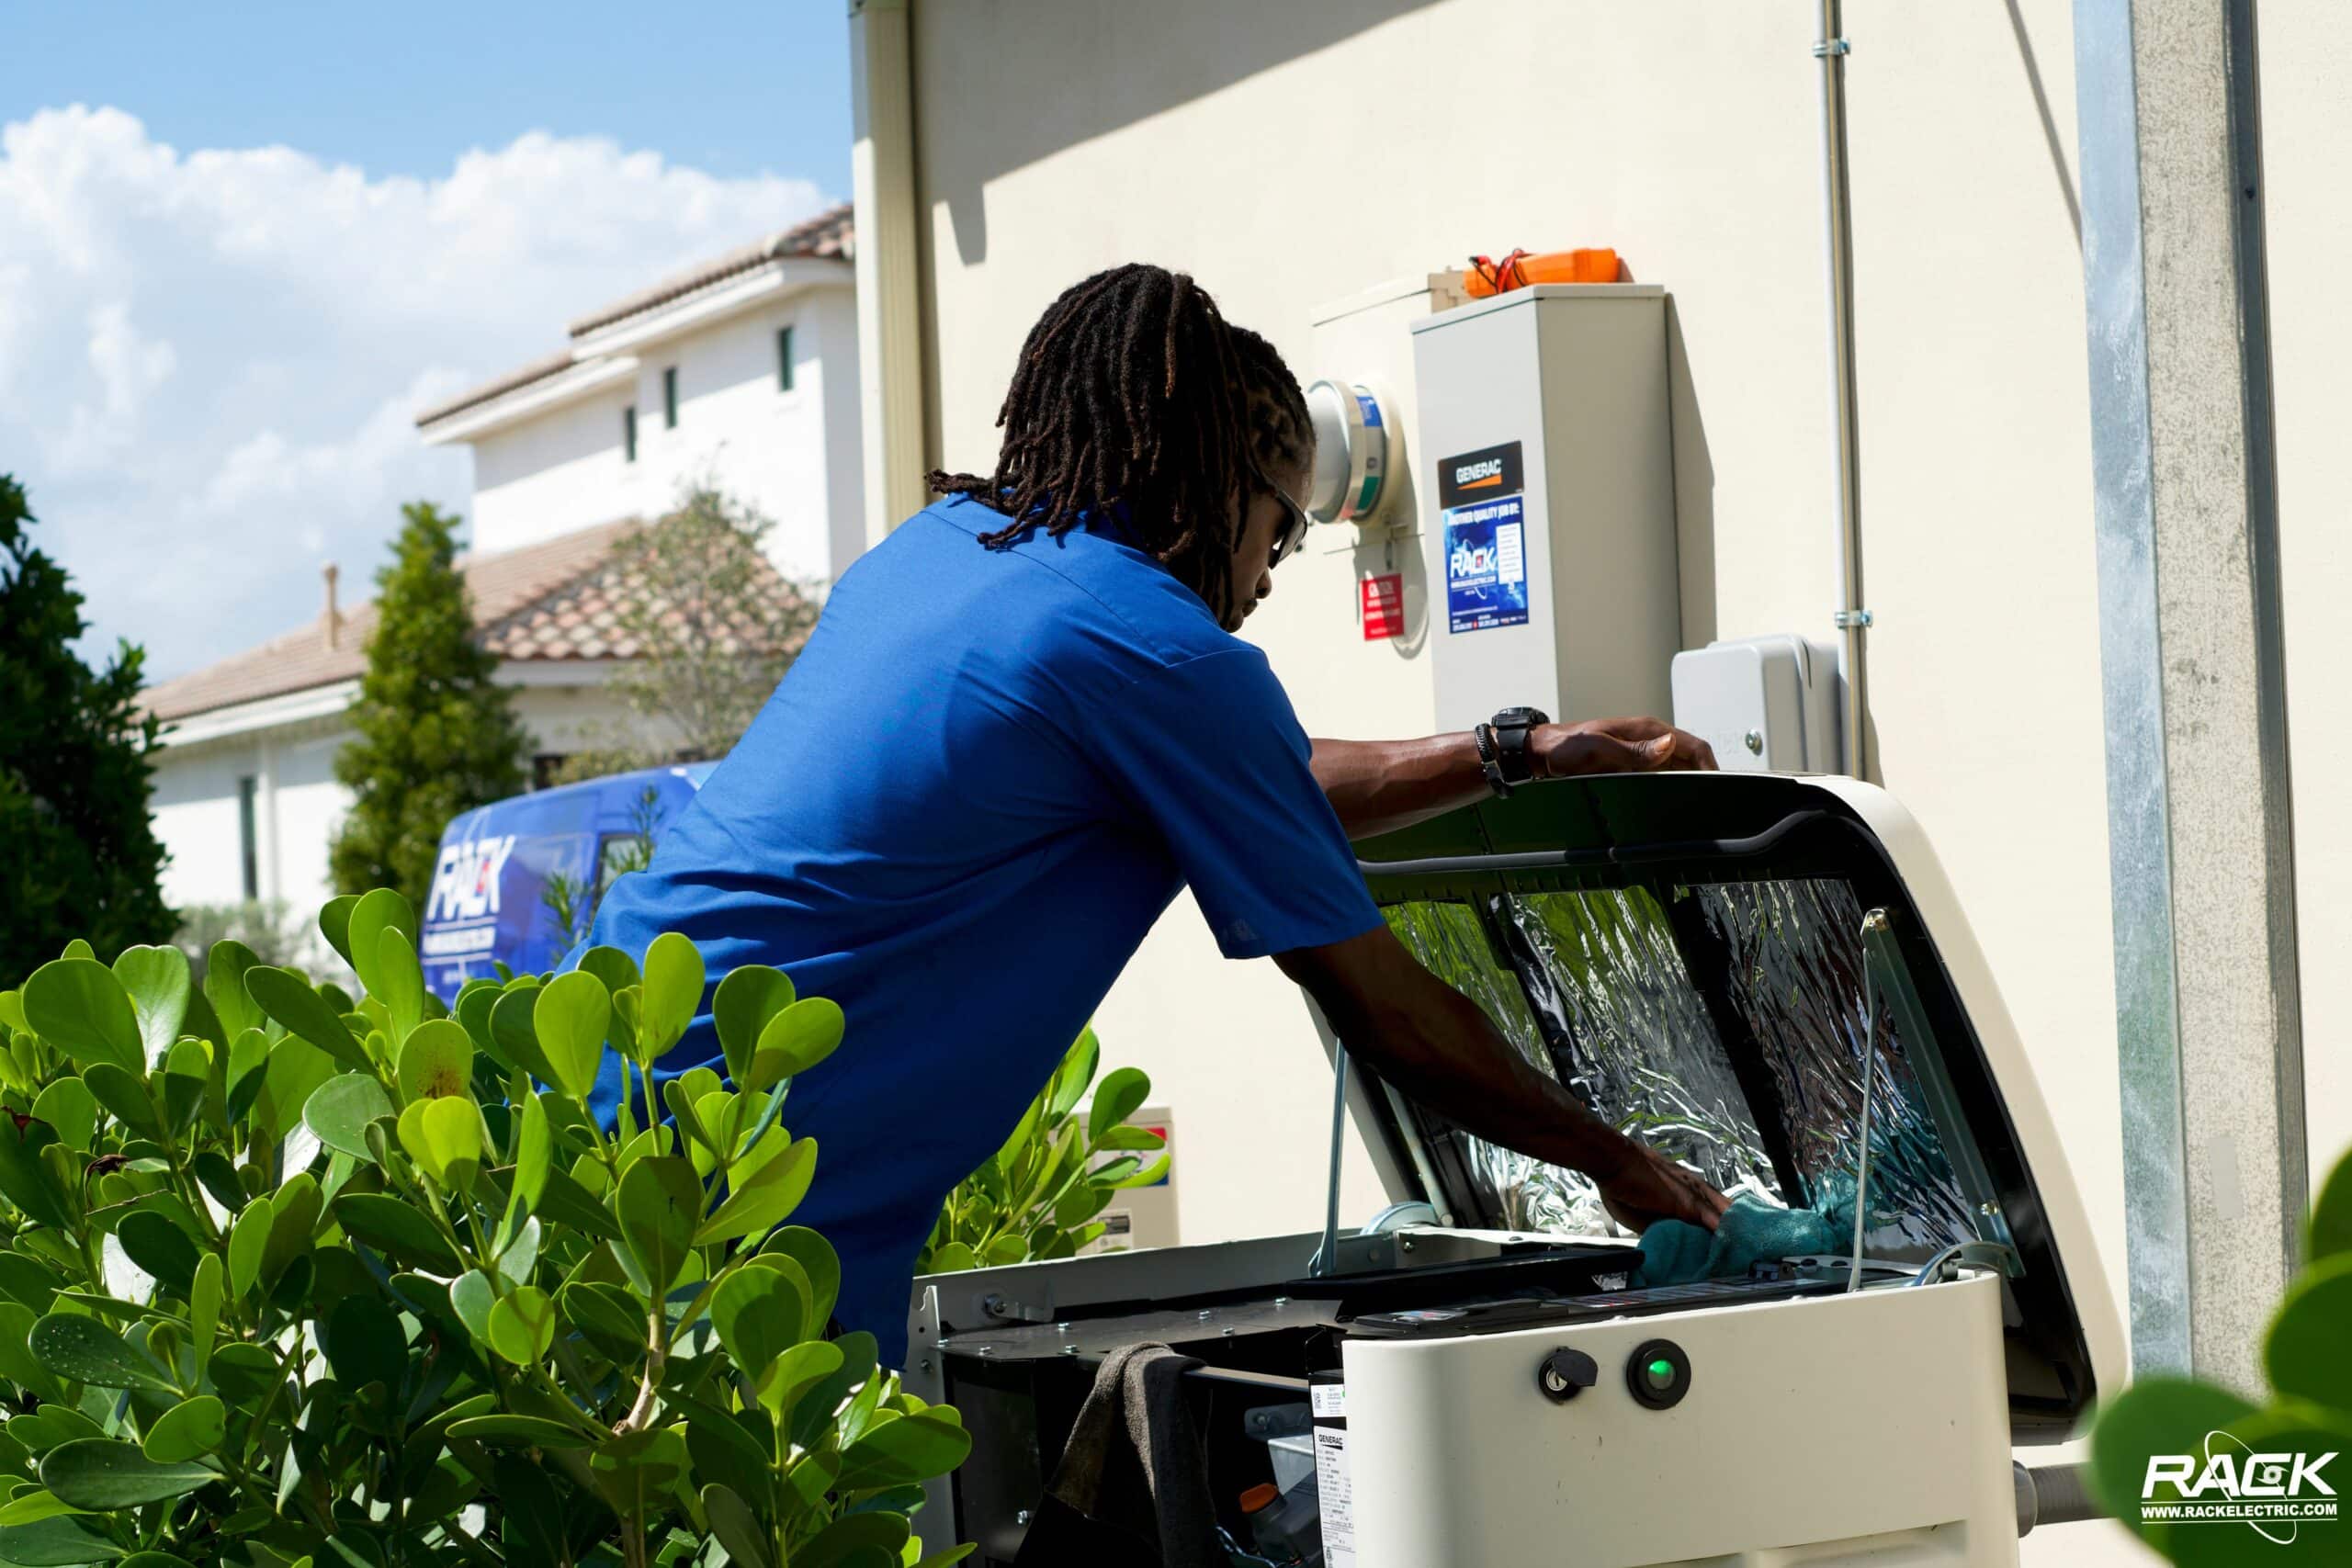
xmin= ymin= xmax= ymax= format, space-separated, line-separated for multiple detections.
xmin=1443 ymin=493 xmax=1529 ymax=635
xmin=1440 ymin=440 xmax=1528 ymax=636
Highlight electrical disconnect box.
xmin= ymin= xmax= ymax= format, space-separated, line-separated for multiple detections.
xmin=1409 ymin=285 xmax=1679 ymax=732
xmin=1671 ymin=634 xmax=1844 ymax=773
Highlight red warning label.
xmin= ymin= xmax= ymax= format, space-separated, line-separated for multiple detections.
xmin=1361 ymin=573 xmax=1404 ymax=640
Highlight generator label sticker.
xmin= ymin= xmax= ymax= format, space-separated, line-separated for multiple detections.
xmin=1444 ymin=494 xmax=1529 ymax=635
xmin=1437 ymin=439 xmax=1523 ymax=509
xmin=1315 ymin=1429 xmax=1354 ymax=1566
xmin=1360 ymin=572 xmax=1404 ymax=640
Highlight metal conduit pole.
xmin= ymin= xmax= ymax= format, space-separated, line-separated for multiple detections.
xmin=1815 ymin=0 xmax=1871 ymax=780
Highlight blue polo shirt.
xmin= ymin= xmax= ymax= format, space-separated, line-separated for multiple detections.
xmin=579 ymin=494 xmax=1382 ymax=1363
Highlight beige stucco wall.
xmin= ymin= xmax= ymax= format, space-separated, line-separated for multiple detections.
xmin=899 ymin=6 xmax=2344 ymax=1551
xmin=910 ymin=0 xmax=2121 ymax=1277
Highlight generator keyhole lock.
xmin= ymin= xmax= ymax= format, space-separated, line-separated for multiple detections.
xmin=1536 ymin=1348 xmax=1599 ymax=1404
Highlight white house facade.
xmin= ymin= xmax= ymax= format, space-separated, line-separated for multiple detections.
xmin=145 ymin=206 xmax=859 ymax=930
xmin=415 ymin=207 xmax=864 ymax=586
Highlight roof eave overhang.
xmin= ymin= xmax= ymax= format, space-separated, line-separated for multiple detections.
xmin=419 ymin=355 xmax=644 ymax=447
xmin=567 ymin=256 xmax=854 ymax=360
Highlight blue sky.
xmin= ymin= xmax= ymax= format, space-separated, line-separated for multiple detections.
xmin=3 ymin=3 xmax=851 ymax=681
xmin=6 ymin=1 xmax=852 ymax=191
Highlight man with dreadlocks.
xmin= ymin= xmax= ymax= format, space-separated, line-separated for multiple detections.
xmin=580 ymin=264 xmax=1728 ymax=1366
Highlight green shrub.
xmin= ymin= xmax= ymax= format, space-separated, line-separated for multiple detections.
xmin=2087 ymin=1142 xmax=2351 ymax=1561
xmin=0 ymin=888 xmax=971 ymax=1567
xmin=916 ymin=1029 xmax=1166 ymax=1275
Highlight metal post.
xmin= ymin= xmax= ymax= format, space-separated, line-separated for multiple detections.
xmin=1815 ymin=0 xmax=1871 ymax=782
xmin=2072 ymin=0 xmax=2305 ymax=1391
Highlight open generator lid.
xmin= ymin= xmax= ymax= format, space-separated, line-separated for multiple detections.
xmin=1341 ymin=771 xmax=2123 ymax=1439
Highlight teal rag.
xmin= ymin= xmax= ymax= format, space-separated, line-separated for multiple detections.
xmin=1632 ymin=1192 xmax=1842 ymax=1288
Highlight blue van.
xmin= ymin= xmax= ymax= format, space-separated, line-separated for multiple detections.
xmin=416 ymin=762 xmax=715 ymax=1000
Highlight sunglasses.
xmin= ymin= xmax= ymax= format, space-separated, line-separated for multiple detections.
xmin=1264 ymin=483 xmax=1311 ymax=569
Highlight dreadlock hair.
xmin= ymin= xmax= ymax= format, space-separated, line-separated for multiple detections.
xmin=927 ymin=264 xmax=1314 ymax=626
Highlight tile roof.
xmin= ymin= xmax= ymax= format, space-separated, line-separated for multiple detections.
xmin=141 ymin=520 xmax=642 ymax=724
xmin=565 ymin=204 xmax=854 ymax=338
xmin=480 ymin=530 xmax=815 ymax=666
xmin=413 ymin=205 xmax=855 ymax=430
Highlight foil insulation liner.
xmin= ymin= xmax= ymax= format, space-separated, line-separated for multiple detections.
xmin=1384 ymin=880 xmax=1975 ymax=1255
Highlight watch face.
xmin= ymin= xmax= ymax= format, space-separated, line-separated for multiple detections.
xmin=1494 ymin=706 xmax=1551 ymax=729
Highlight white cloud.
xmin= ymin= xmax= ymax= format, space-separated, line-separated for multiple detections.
xmin=0 ymin=106 xmax=831 ymax=680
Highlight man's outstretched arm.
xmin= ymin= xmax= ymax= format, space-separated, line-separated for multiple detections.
xmin=1274 ymin=924 xmax=1731 ymax=1233
xmin=1310 ymin=716 xmax=1718 ymax=841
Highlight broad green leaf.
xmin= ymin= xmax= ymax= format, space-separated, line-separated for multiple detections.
xmin=20 ymin=960 xmax=144 ymax=1074
xmin=638 ymin=932 xmax=705 ymax=1064
xmin=2087 ymin=1376 xmax=2261 ymax=1542
xmin=204 ymin=1342 xmax=278 ymax=1410
xmin=2311 ymin=1142 xmax=2352 ymax=1266
xmin=560 ymin=1281 xmax=646 ymax=1360
xmin=0 ymin=1255 xmax=64 ymax=1318
xmin=227 ymin=1198 xmax=272 ymax=1301
xmin=396 ymin=1098 xmax=484 ymax=1192
xmin=79 ymin=1063 xmax=159 ymax=1139
xmin=115 ymin=1213 xmax=198 ymax=1293
xmin=0 ymin=1118 xmax=73 ymax=1231
xmin=318 ymin=894 xmax=361 ymax=971
xmin=242 ymin=968 xmax=368 ymax=1072
xmin=0 ymin=1515 xmax=124 ymax=1564
xmin=755 ymin=1337 xmax=843 ymax=1422
xmin=28 ymin=1315 xmax=175 ymax=1392
xmin=486 ymin=1285 xmax=556 ymax=1365
xmin=446 ymin=1415 xmax=590 ymax=1450
xmin=0 ymin=1491 xmax=88 ymax=1528
xmin=110 ymin=946 xmax=191 ymax=1066
xmin=795 ymin=1509 xmax=910 ymax=1568
xmin=922 ymin=1243 xmax=977 ymax=1276
xmin=449 ymin=1269 xmax=496 ymax=1348
xmin=532 ymin=972 xmax=611 ymax=1100
xmin=140 ymin=1396 xmax=225 ymax=1463
xmin=453 ymin=982 xmax=508 ymax=1072
xmin=322 ymin=1295 xmax=406 ymax=1392
xmin=495 ymin=1215 xmax=541 ymax=1286
xmin=345 ymin=887 xmax=417 ymax=998
xmin=700 ymin=1483 xmax=772 ymax=1568
xmin=40 ymin=1440 xmax=215 ymax=1509
xmin=1092 ymin=1123 xmax=1165 ymax=1152
xmin=1046 ymin=1028 xmax=1100 ymax=1125
xmin=303 ymin=1075 xmax=393 ymax=1163
xmin=535 ymin=1164 xmax=623 ymax=1243
xmin=396 ymin=1018 xmax=474 ymax=1102
xmin=223 ymin=1027 xmax=270 ymax=1123
xmin=615 ymin=1156 xmax=702 ymax=1294
xmin=187 ymin=1255 xmax=221 ymax=1383
xmin=261 ymin=1173 xmax=321 ymax=1287
xmin=791 ymin=1331 xmax=878 ymax=1448
xmin=330 ymin=1194 xmax=460 ymax=1273
xmin=510 ymin=1091 xmax=552 ymax=1220
xmin=1112 ymin=1154 xmax=1170 ymax=1190
xmin=250 ymin=1037 xmax=337 ymax=1143
xmin=373 ymin=927 xmax=427 ymax=1046
xmin=746 ymin=998 xmax=843 ymax=1093
xmin=759 ymin=1226 xmax=841 ymax=1335
xmin=711 ymin=1266 xmax=806 ymax=1382
xmin=160 ymin=1038 xmax=209 ymax=1134
xmin=203 ymin=940 xmax=264 ymax=1039
xmin=712 ymin=965 xmax=796 ymax=1088
xmin=696 ymin=1137 xmax=818 ymax=1246
xmin=1086 ymin=1066 xmax=1151 ymax=1142
xmin=490 ymin=983 xmax=564 ymax=1088
xmin=577 ymin=946 xmax=641 ymax=1001
xmin=838 ymin=1408 xmax=973 ymax=1489
xmin=0 ymin=991 xmax=22 ymax=1034
xmin=2265 ymin=1253 xmax=2352 ymax=1416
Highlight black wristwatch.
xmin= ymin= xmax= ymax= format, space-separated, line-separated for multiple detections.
xmin=1475 ymin=705 xmax=1551 ymax=798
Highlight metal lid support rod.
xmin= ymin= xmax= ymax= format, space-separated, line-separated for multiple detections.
xmin=1815 ymin=0 xmax=1871 ymax=781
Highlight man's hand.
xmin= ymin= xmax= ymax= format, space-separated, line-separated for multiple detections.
xmin=1534 ymin=716 xmax=1717 ymax=777
xmin=1593 ymin=1139 xmax=1735 ymax=1234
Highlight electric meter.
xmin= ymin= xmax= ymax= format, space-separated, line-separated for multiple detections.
xmin=1304 ymin=378 xmax=1390 ymax=525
